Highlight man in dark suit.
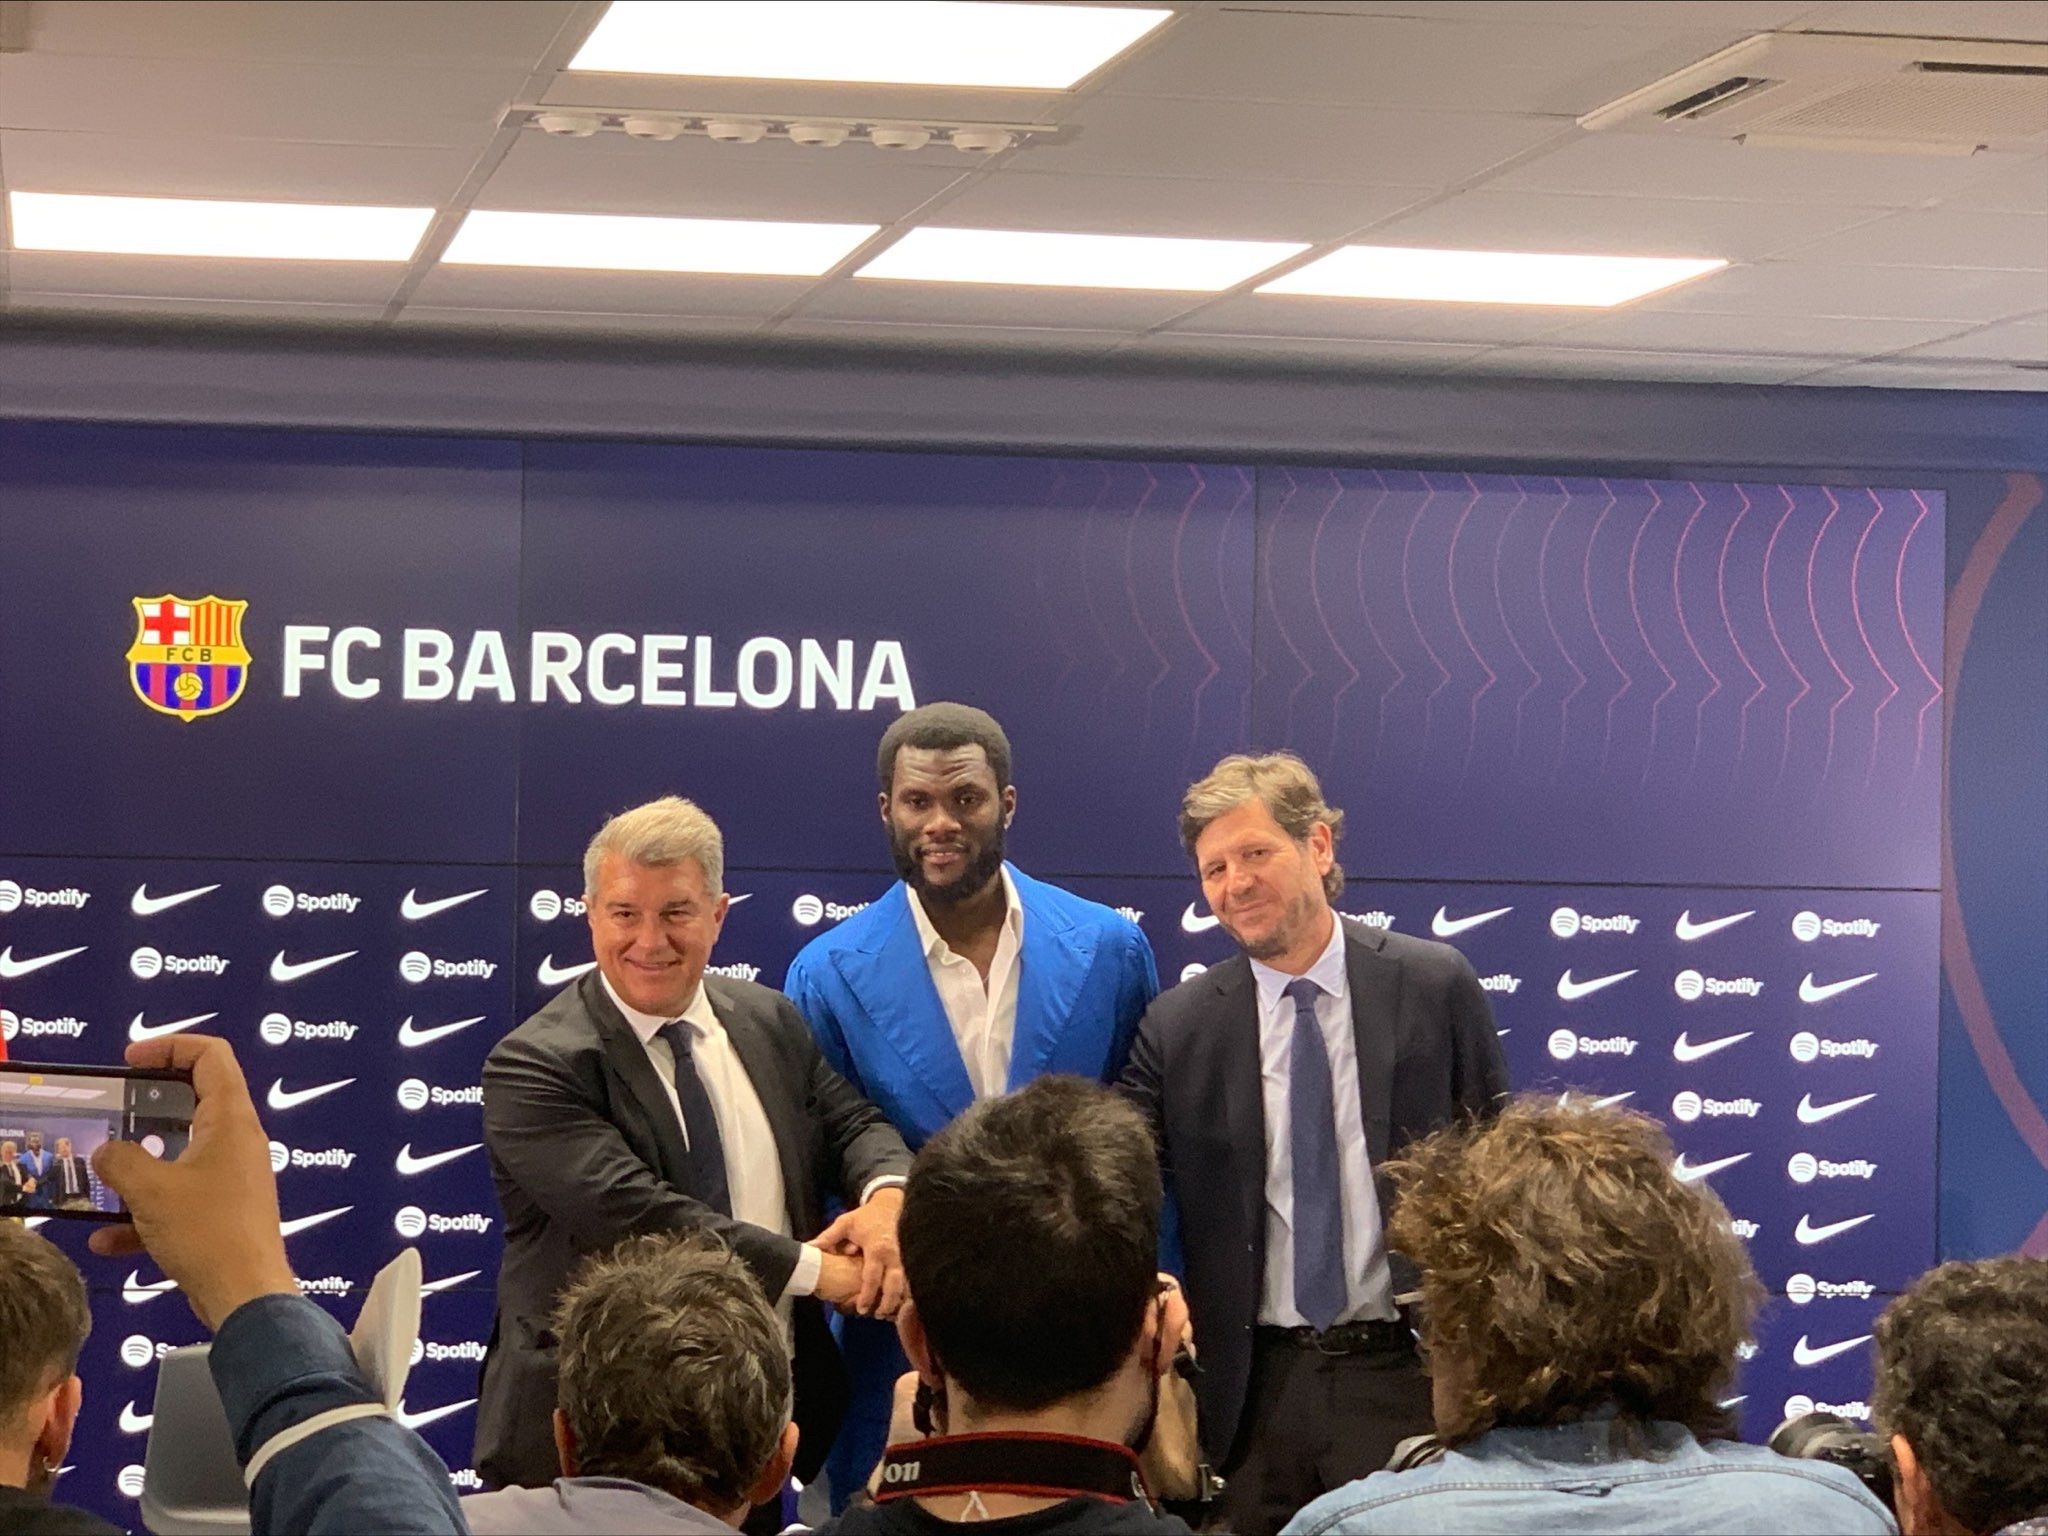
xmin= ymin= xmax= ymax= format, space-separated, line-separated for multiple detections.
xmin=1119 ymin=753 xmax=1510 ymax=1535
xmin=45 ymin=1138 xmax=92 ymax=1211
xmin=477 ymin=795 xmax=915 ymax=1505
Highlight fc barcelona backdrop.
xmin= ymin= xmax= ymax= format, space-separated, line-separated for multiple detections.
xmin=0 ymin=420 xmax=1942 ymax=1526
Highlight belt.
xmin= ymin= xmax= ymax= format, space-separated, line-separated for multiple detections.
xmin=1256 ymin=1318 xmax=1414 ymax=1356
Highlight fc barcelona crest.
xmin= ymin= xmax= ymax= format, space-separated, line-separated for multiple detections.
xmin=126 ymin=595 xmax=251 ymax=722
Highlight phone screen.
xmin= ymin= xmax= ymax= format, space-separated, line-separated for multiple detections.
xmin=0 ymin=1062 xmax=197 ymax=1222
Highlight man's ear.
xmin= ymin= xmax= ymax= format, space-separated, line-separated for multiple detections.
xmin=896 ymin=1299 xmax=940 ymax=1385
xmin=746 ymin=1422 xmax=800 ymax=1509
xmin=878 ymin=790 xmax=893 ymax=828
xmin=1001 ymin=784 xmax=1017 ymax=828
xmin=1890 ymin=1433 xmax=1949 ymax=1536
xmin=552 ymin=1408 xmax=578 ymax=1479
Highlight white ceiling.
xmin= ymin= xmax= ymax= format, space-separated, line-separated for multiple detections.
xmin=0 ymin=0 xmax=2043 ymax=388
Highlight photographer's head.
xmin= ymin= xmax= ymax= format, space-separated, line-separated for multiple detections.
xmin=1390 ymin=1096 xmax=1761 ymax=1447
xmin=896 ymin=1076 xmax=1164 ymax=1442
xmin=551 ymin=1233 xmax=796 ymax=1525
xmin=1875 ymin=1256 xmax=2048 ymax=1536
xmin=0 ymin=1224 xmax=90 ymax=1497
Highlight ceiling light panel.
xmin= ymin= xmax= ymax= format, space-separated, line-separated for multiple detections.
xmin=442 ymin=209 xmax=879 ymax=275
xmin=569 ymin=1 xmax=1172 ymax=89
xmin=857 ymin=228 xmax=1310 ymax=291
xmin=1261 ymin=245 xmax=1728 ymax=307
xmin=6 ymin=192 xmax=434 ymax=261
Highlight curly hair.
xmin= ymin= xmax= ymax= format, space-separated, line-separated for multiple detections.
xmin=1874 ymin=1256 xmax=2048 ymax=1535
xmin=1386 ymin=1096 xmax=1761 ymax=1448
xmin=1178 ymin=752 xmax=1346 ymax=901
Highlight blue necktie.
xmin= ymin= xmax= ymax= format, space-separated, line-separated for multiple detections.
xmin=658 ymin=1021 xmax=732 ymax=1218
xmin=1286 ymin=977 xmax=1348 ymax=1332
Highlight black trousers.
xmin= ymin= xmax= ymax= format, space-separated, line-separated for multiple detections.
xmin=1218 ymin=1329 xmax=1433 ymax=1536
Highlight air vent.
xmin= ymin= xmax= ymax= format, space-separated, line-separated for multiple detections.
xmin=1582 ymin=32 xmax=2048 ymax=155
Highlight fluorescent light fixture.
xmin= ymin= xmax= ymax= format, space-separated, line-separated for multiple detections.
xmin=569 ymin=0 xmax=1172 ymax=89
xmin=1261 ymin=245 xmax=1728 ymax=306
xmin=6 ymin=191 xmax=434 ymax=261
xmin=857 ymin=228 xmax=1311 ymax=291
xmin=442 ymin=209 xmax=879 ymax=275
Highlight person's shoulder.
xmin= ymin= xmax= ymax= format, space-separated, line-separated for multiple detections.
xmin=1142 ymin=955 xmax=1248 ymax=1028
xmin=1010 ymin=868 xmax=1146 ymax=943
xmin=0 ymin=1489 xmax=123 ymax=1536
xmin=1352 ymin=920 xmax=1475 ymax=981
xmin=791 ymin=884 xmax=905 ymax=968
xmin=1281 ymin=1466 xmax=1450 ymax=1533
xmin=1693 ymin=1439 xmax=1899 ymax=1529
xmin=488 ymin=978 xmax=602 ymax=1065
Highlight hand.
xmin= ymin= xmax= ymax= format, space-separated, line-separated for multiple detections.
xmin=809 ymin=1250 xmax=867 ymax=1313
xmin=20 ymin=1176 xmax=34 ymax=1194
xmin=1153 ymin=1272 xmax=1194 ymax=1375
xmin=810 ymin=1186 xmax=906 ymax=1318
xmin=88 ymin=1035 xmax=299 ymax=1331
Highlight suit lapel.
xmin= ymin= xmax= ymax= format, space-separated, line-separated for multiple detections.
xmin=1006 ymin=868 xmax=1096 ymax=1090
xmin=712 ymin=983 xmax=809 ymax=1233
xmin=1342 ymin=922 xmax=1396 ymax=1168
xmin=839 ymin=884 xmax=977 ymax=1118
xmin=1212 ymin=959 xmax=1268 ymax=1240
xmin=583 ymin=974 xmax=694 ymax=1189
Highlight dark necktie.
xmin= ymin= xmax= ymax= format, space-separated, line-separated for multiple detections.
xmin=1285 ymin=977 xmax=1348 ymax=1332
xmin=657 ymin=1021 xmax=732 ymax=1218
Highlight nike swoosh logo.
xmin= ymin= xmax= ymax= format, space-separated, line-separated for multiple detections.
xmin=397 ymin=1014 xmax=487 ymax=1047
xmin=130 ymin=882 xmax=221 ymax=917
xmin=420 ymin=1269 xmax=484 ymax=1295
xmin=1800 ymin=972 xmax=1878 ymax=1004
xmin=1674 ymin=909 xmax=1756 ymax=942
xmin=1718 ymin=1396 xmax=1747 ymax=1410
xmin=118 ymin=1402 xmax=154 ymax=1434
xmin=1556 ymin=1091 xmax=1636 ymax=1109
xmin=1180 ymin=902 xmax=1222 ymax=934
xmin=1556 ymin=968 xmax=1636 ymax=1001
xmin=727 ymin=893 xmax=752 ymax=905
xmin=0 ymin=945 xmax=88 ymax=980
xmin=1673 ymin=1152 xmax=1750 ymax=1183
xmin=536 ymin=955 xmax=597 ymax=986
xmin=397 ymin=1398 xmax=477 ymax=1430
xmin=270 ymin=949 xmax=358 ymax=983
xmin=1797 ymin=1092 xmax=1877 ymax=1125
xmin=1673 ymin=1030 xmax=1754 ymax=1062
xmin=1431 ymin=905 xmax=1512 ymax=938
xmin=1792 ymin=1333 xmax=1872 ymax=1367
xmin=278 ymin=1205 xmax=353 ymax=1238
xmin=395 ymin=1142 xmax=483 ymax=1176
xmin=129 ymin=1010 xmax=218 ymax=1043
xmin=400 ymin=887 xmax=488 ymax=921
xmin=1795 ymin=1213 xmax=1875 ymax=1245
xmin=122 ymin=1272 xmax=178 ymax=1304
xmin=267 ymin=1077 xmax=356 ymax=1111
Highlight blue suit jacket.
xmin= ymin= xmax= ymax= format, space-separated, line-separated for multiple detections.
xmin=785 ymin=864 xmax=1159 ymax=1148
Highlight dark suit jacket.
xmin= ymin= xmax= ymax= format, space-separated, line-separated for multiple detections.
xmin=0 ymin=1162 xmax=26 ymax=1208
xmin=47 ymin=1156 xmax=90 ymax=1202
xmin=1118 ymin=918 xmax=1510 ymax=1464
xmin=475 ymin=970 xmax=913 ymax=1489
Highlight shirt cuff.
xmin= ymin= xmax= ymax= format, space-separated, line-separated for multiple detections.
xmin=784 ymin=1241 xmax=822 ymax=1299
xmin=859 ymin=1175 xmax=907 ymax=1205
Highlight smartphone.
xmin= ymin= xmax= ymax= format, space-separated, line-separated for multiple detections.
xmin=0 ymin=1060 xmax=197 ymax=1222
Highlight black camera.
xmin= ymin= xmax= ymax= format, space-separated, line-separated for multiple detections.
xmin=1770 ymin=1412 xmax=1894 ymax=1508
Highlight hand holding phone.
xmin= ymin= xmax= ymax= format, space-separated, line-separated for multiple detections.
xmin=88 ymin=1035 xmax=300 ymax=1332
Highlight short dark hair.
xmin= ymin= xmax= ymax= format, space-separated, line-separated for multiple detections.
xmin=0 ymin=1223 xmax=91 ymax=1423
xmin=876 ymin=703 xmax=1013 ymax=794
xmin=900 ymin=1077 xmax=1159 ymax=1412
xmin=1874 ymin=1257 xmax=2048 ymax=1535
xmin=553 ymin=1234 xmax=791 ymax=1512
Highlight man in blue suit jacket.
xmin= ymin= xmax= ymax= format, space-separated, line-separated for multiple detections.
xmin=786 ymin=702 xmax=1160 ymax=1504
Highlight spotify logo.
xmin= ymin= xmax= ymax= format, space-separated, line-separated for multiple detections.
xmin=262 ymin=885 xmax=296 ymax=917
xmin=120 ymin=1336 xmax=154 ymax=1368
xmin=397 ymin=1079 xmax=430 ymax=1111
xmin=792 ymin=894 xmax=825 ymax=926
xmin=260 ymin=1013 xmax=293 ymax=1046
xmin=130 ymin=947 xmax=164 ymax=980
xmin=529 ymin=890 xmax=562 ymax=921
xmin=399 ymin=951 xmax=433 ymax=983
xmin=395 ymin=1206 xmax=428 ymax=1239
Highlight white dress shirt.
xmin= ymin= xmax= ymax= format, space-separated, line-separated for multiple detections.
xmin=905 ymin=866 xmax=1025 ymax=1101
xmin=1249 ymin=916 xmax=1397 ymax=1327
xmin=600 ymin=972 xmax=819 ymax=1301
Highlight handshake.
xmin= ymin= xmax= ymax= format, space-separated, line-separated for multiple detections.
xmin=806 ymin=1185 xmax=908 ymax=1318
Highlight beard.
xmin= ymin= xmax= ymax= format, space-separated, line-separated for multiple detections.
xmin=891 ymin=819 xmax=1006 ymax=907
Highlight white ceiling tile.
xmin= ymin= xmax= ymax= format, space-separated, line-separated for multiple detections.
xmin=1642 ymin=259 xmax=2048 ymax=321
xmin=1452 ymin=345 xmax=1826 ymax=383
xmin=929 ymin=172 xmax=1431 ymax=242
xmin=6 ymin=251 xmax=406 ymax=303
xmin=21 ymin=0 xmax=581 ymax=68
xmin=1792 ymin=1 xmax=2048 ymax=43
xmin=5 ymin=291 xmax=389 ymax=323
xmin=1770 ymin=208 xmax=2048 ymax=271
xmin=1224 ymin=3 xmax=1836 ymax=28
xmin=1036 ymin=96 xmax=1570 ymax=186
xmin=1936 ymin=158 xmax=2048 ymax=214
xmin=394 ymin=307 xmax=767 ymax=337
xmin=404 ymin=266 xmax=817 ymax=318
xmin=1 ymin=129 xmax=478 ymax=205
xmin=1539 ymin=307 xmax=1972 ymax=356
xmin=1886 ymin=315 xmax=2048 ymax=361
xmin=538 ymin=75 xmax=1058 ymax=129
xmin=772 ymin=320 xmax=1129 ymax=354
xmin=0 ymin=54 xmax=528 ymax=148
xmin=477 ymin=131 xmax=969 ymax=223
xmin=1490 ymin=133 xmax=2037 ymax=207
xmin=1167 ymin=293 xmax=1579 ymax=344
xmin=1361 ymin=189 xmax=1890 ymax=261
xmin=1116 ymin=332 xmax=1488 ymax=370
xmin=791 ymin=278 xmax=1199 ymax=329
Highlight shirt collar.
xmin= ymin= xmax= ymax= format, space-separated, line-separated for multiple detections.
xmin=904 ymin=863 xmax=1023 ymax=960
xmin=599 ymin=969 xmax=718 ymax=1047
xmin=1249 ymin=910 xmax=1350 ymax=1014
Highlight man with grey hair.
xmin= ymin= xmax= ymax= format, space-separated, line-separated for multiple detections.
xmin=464 ymin=1234 xmax=799 ymax=1534
xmin=478 ymin=795 xmax=915 ymax=1513
xmin=1119 ymin=753 xmax=1509 ymax=1534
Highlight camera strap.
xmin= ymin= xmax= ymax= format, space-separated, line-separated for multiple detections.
xmin=872 ymin=1432 xmax=1150 ymax=1507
